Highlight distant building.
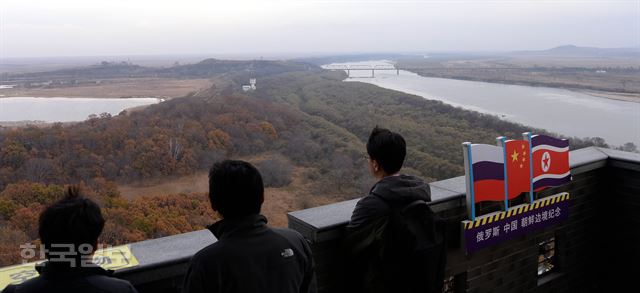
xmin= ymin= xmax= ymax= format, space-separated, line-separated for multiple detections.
xmin=242 ymin=78 xmax=257 ymax=92
xmin=29 ymin=80 xmax=53 ymax=87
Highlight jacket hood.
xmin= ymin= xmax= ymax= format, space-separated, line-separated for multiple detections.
xmin=207 ymin=214 xmax=268 ymax=240
xmin=370 ymin=174 xmax=431 ymax=203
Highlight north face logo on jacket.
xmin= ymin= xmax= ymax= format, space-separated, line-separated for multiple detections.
xmin=281 ymin=248 xmax=294 ymax=258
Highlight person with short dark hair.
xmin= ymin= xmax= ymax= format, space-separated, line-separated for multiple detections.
xmin=182 ymin=160 xmax=316 ymax=293
xmin=345 ymin=126 xmax=445 ymax=293
xmin=2 ymin=187 xmax=138 ymax=293
xmin=348 ymin=126 xmax=420 ymax=228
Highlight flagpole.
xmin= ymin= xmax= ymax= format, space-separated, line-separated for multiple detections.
xmin=523 ymin=132 xmax=534 ymax=204
xmin=497 ymin=136 xmax=508 ymax=211
xmin=462 ymin=142 xmax=476 ymax=221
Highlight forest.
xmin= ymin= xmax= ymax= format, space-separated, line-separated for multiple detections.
xmin=0 ymin=62 xmax=609 ymax=266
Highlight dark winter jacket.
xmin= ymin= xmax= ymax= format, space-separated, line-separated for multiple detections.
xmin=344 ymin=174 xmax=432 ymax=293
xmin=181 ymin=214 xmax=316 ymax=293
xmin=2 ymin=261 xmax=137 ymax=293
xmin=348 ymin=174 xmax=431 ymax=230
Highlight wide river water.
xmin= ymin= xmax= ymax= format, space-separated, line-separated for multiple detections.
xmin=324 ymin=61 xmax=640 ymax=147
xmin=0 ymin=97 xmax=160 ymax=123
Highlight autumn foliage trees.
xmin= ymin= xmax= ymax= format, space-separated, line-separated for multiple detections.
xmin=0 ymin=95 xmax=294 ymax=190
xmin=0 ymin=181 xmax=217 ymax=266
xmin=0 ymin=95 xmax=293 ymax=265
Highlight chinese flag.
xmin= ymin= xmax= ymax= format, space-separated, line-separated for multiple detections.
xmin=505 ymin=140 xmax=531 ymax=199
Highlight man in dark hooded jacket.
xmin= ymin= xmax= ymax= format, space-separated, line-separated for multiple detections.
xmin=345 ymin=126 xmax=435 ymax=293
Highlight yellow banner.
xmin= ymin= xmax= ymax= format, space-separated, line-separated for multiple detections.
xmin=0 ymin=245 xmax=139 ymax=290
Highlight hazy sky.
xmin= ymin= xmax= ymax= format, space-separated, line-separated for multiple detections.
xmin=1 ymin=0 xmax=638 ymax=58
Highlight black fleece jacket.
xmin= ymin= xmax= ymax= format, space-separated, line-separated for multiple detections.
xmin=181 ymin=215 xmax=316 ymax=293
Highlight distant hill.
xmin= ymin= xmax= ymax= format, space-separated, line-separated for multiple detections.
xmin=160 ymin=58 xmax=318 ymax=78
xmin=5 ymin=61 xmax=152 ymax=80
xmin=2 ymin=59 xmax=319 ymax=82
xmin=511 ymin=45 xmax=640 ymax=58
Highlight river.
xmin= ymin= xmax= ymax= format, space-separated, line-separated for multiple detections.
xmin=324 ymin=61 xmax=640 ymax=147
xmin=0 ymin=97 xmax=160 ymax=123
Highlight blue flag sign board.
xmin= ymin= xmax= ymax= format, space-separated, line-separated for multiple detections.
xmin=461 ymin=192 xmax=570 ymax=254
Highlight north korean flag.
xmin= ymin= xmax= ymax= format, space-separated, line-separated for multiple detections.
xmin=531 ymin=135 xmax=570 ymax=190
xmin=505 ymin=139 xmax=531 ymax=199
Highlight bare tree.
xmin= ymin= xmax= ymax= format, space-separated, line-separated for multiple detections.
xmin=19 ymin=158 xmax=55 ymax=183
xmin=257 ymin=156 xmax=294 ymax=187
xmin=618 ymin=142 xmax=638 ymax=153
xmin=169 ymin=137 xmax=183 ymax=161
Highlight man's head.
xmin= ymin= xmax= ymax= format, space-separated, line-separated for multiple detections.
xmin=39 ymin=186 xmax=105 ymax=261
xmin=366 ymin=126 xmax=406 ymax=178
xmin=208 ymin=160 xmax=264 ymax=219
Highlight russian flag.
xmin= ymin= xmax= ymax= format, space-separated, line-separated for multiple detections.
xmin=531 ymin=134 xmax=571 ymax=190
xmin=469 ymin=144 xmax=505 ymax=202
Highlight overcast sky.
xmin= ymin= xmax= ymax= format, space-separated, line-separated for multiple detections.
xmin=1 ymin=0 xmax=638 ymax=58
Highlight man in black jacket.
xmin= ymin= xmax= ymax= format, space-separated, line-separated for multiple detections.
xmin=345 ymin=126 xmax=437 ymax=293
xmin=2 ymin=187 xmax=138 ymax=293
xmin=182 ymin=160 xmax=316 ymax=293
